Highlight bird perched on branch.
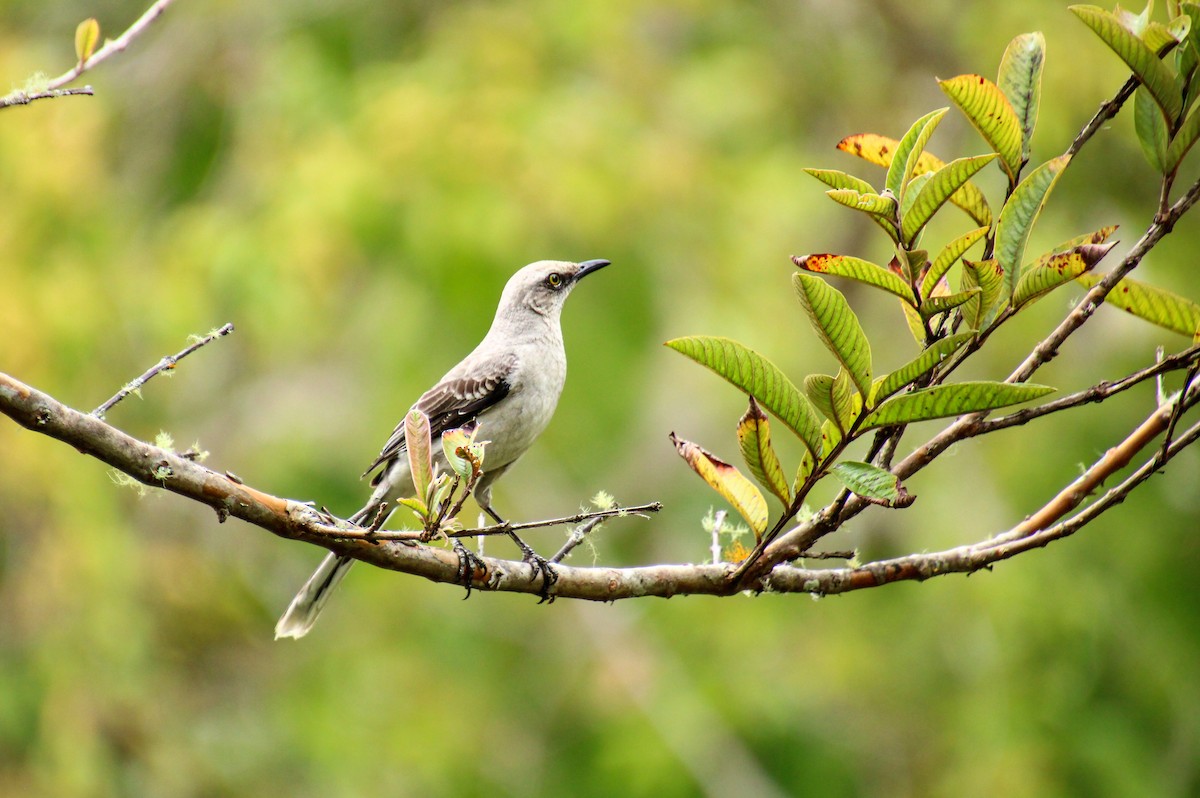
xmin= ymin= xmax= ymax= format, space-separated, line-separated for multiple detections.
xmin=275 ymin=258 xmax=611 ymax=639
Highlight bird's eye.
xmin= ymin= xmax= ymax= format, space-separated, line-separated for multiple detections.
xmin=546 ymin=273 xmax=563 ymax=289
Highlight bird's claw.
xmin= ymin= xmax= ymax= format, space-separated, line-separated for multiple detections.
xmin=452 ymin=539 xmax=486 ymax=599
xmin=516 ymin=544 xmax=558 ymax=603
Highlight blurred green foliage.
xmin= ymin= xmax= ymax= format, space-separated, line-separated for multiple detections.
xmin=2 ymin=1 xmax=1199 ymax=795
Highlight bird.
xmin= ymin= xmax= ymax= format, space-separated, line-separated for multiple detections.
xmin=274 ymin=258 xmax=611 ymax=639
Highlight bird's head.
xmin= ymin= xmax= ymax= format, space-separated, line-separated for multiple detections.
xmin=497 ymin=259 xmax=610 ymax=320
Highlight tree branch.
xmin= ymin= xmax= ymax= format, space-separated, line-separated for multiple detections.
xmin=0 ymin=0 xmax=177 ymax=110
xmin=93 ymin=323 xmax=234 ymax=418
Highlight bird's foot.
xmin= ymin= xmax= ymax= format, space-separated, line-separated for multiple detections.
xmin=452 ymin=539 xmax=486 ymax=599
xmin=514 ymin=541 xmax=558 ymax=603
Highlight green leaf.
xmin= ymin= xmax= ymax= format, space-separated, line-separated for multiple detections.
xmin=803 ymin=168 xmax=877 ymax=194
xmin=737 ymin=398 xmax=791 ymax=507
xmin=1013 ymin=243 xmax=1115 ymax=308
xmin=861 ymin=382 xmax=1056 ymax=430
xmin=1142 ymin=17 xmax=1191 ymax=53
xmin=920 ymin=288 xmax=981 ymax=319
xmin=923 ymin=226 xmax=989 ymax=298
xmin=807 ymin=370 xmax=861 ymax=432
xmin=793 ymin=254 xmax=918 ymax=305
xmin=793 ymin=273 xmax=873 ymax=397
xmin=830 ymin=461 xmax=916 ymax=508
xmin=1166 ymin=103 xmax=1200 ymax=170
xmin=670 ymin=432 xmax=769 ymax=539
xmin=960 ymin=258 xmax=1006 ymax=330
xmin=405 ymin=409 xmax=433 ymax=503
xmin=901 ymin=154 xmax=998 ymax=244
xmin=837 ymin=134 xmax=993 ymax=227
xmin=885 ymin=109 xmax=949 ymax=198
xmin=998 ymin=32 xmax=1046 ymax=165
xmin=872 ymin=333 xmax=974 ymax=404
xmin=938 ymin=74 xmax=1024 ymax=181
xmin=823 ymin=189 xmax=900 ymax=238
xmin=1071 ymin=5 xmax=1184 ymax=121
xmin=665 ymin=336 xmax=825 ymax=457
xmin=1079 ymin=272 xmax=1200 ymax=338
xmin=1136 ymin=87 xmax=1170 ymax=171
xmin=995 ymin=154 xmax=1071 ymax=299
xmin=75 ymin=18 xmax=100 ymax=63
xmin=803 ymin=374 xmax=838 ymax=425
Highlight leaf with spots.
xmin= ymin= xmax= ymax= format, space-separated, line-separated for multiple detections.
xmin=960 ymin=258 xmax=1006 ymax=331
xmin=939 ymin=74 xmax=1024 ymax=181
xmin=793 ymin=254 xmax=917 ymax=305
xmin=1078 ymin=273 xmax=1200 ymax=338
xmin=1013 ymin=243 xmax=1115 ymax=308
xmin=836 ymin=134 xmax=993 ymax=226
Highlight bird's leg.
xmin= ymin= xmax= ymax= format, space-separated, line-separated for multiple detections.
xmin=481 ymin=504 xmax=558 ymax=603
xmin=450 ymin=538 xmax=486 ymax=599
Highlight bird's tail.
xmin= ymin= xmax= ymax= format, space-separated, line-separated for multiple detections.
xmin=274 ymin=553 xmax=355 ymax=640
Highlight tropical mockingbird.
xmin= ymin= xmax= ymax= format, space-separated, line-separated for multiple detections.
xmin=275 ymin=258 xmax=610 ymax=639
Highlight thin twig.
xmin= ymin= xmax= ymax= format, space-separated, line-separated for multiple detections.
xmin=1066 ymin=74 xmax=1139 ymax=158
xmin=551 ymin=516 xmax=607 ymax=564
xmin=314 ymin=502 xmax=663 ymax=542
xmin=0 ymin=86 xmax=94 ymax=109
xmin=93 ymin=323 xmax=234 ymax=418
xmin=977 ymin=344 xmax=1200 ymax=434
xmin=1158 ymin=361 xmax=1200 ymax=459
xmin=0 ymin=0 xmax=178 ymax=111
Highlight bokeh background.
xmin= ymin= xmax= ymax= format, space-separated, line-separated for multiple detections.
xmin=3 ymin=1 xmax=1200 ymax=795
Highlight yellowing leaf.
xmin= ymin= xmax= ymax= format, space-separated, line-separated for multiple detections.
xmin=1079 ymin=272 xmax=1200 ymax=338
xmin=793 ymin=253 xmax=917 ymax=305
xmin=1013 ymin=243 xmax=1115 ymax=308
xmin=75 ymin=18 xmax=100 ymax=64
xmin=666 ymin=336 xmax=824 ymax=457
xmin=737 ymin=398 xmax=791 ymax=507
xmin=939 ymin=74 xmax=1024 ymax=180
xmin=793 ymin=273 xmax=873 ymax=397
xmin=837 ymin=135 xmax=993 ymax=226
xmin=670 ymin=432 xmax=769 ymax=539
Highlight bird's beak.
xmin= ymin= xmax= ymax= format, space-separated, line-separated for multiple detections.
xmin=575 ymin=259 xmax=611 ymax=281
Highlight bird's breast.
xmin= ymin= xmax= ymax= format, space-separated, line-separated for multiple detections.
xmin=474 ymin=341 xmax=566 ymax=470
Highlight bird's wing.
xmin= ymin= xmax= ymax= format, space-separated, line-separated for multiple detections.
xmin=362 ymin=351 xmax=517 ymax=481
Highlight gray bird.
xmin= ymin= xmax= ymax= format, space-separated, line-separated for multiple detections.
xmin=275 ymin=258 xmax=610 ymax=639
